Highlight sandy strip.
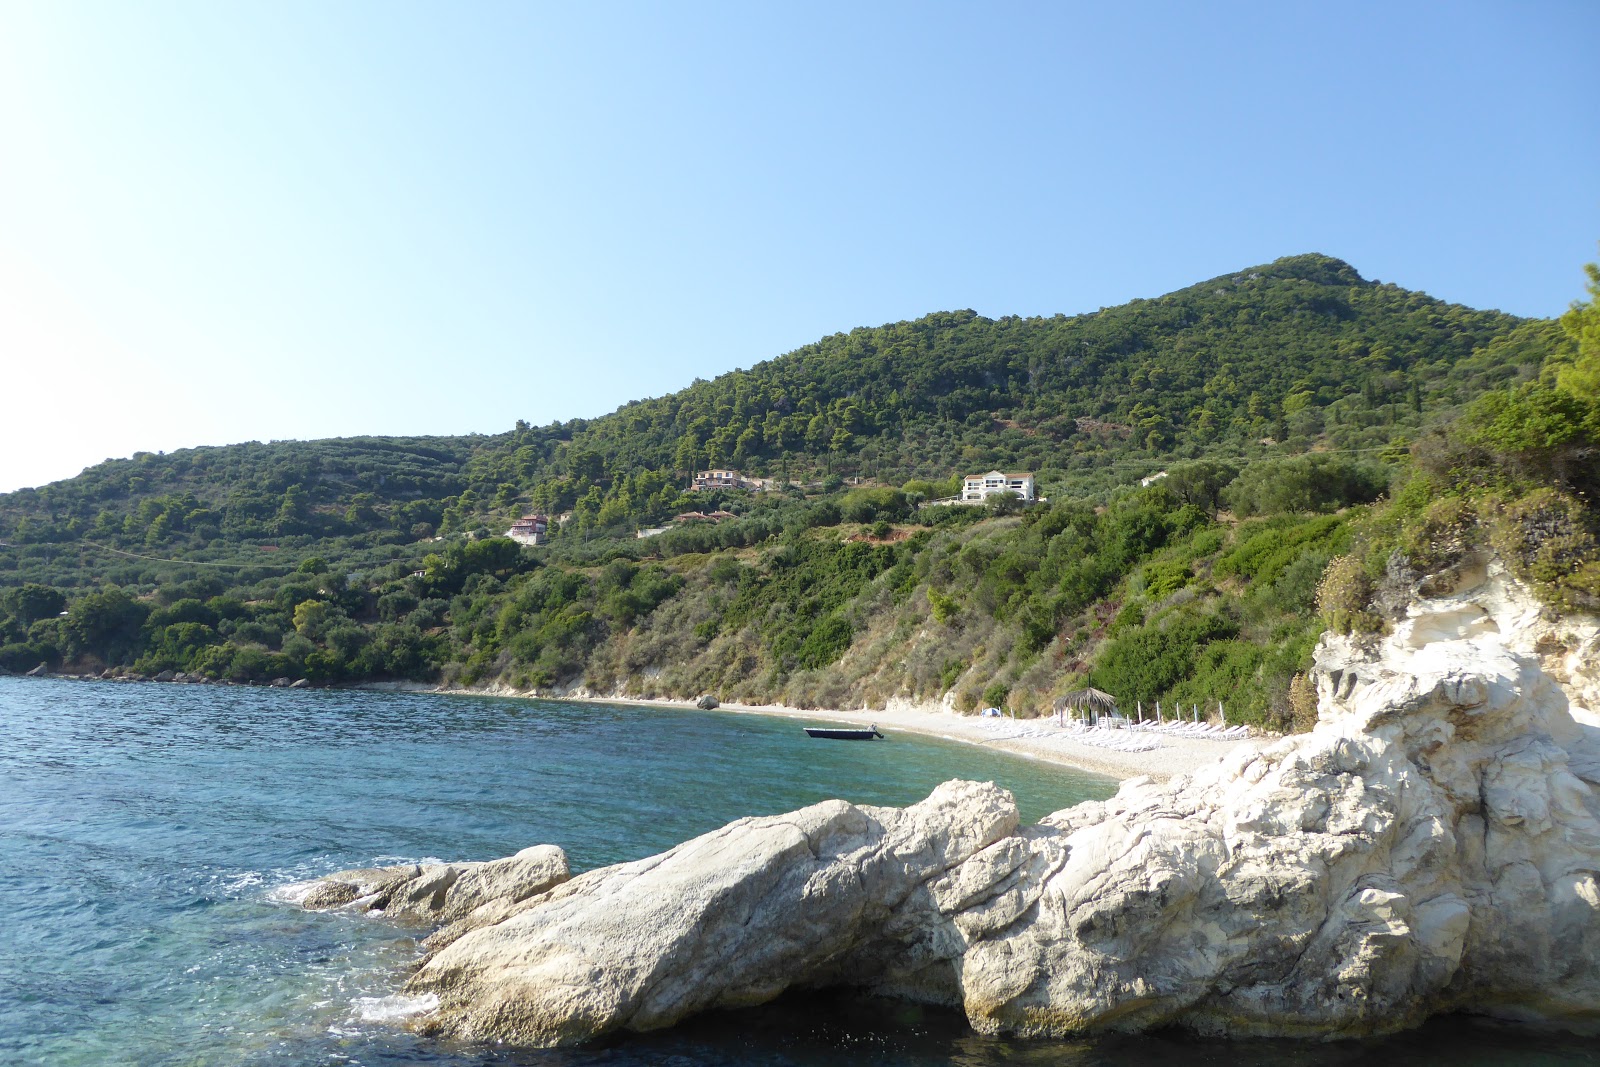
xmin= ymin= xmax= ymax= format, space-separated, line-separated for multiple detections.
xmin=580 ymin=695 xmax=1251 ymax=783
xmin=358 ymin=681 xmax=1253 ymax=783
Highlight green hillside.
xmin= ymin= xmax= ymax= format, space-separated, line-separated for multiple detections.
xmin=0 ymin=253 xmax=1545 ymax=573
xmin=2 ymin=251 xmax=1592 ymax=731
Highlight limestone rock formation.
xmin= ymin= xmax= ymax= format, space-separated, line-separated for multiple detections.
xmin=407 ymin=779 xmax=1019 ymax=1045
xmin=299 ymin=844 xmax=570 ymax=927
xmin=305 ymin=560 xmax=1600 ymax=1046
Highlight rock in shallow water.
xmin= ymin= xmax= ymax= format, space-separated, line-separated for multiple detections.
xmin=300 ymin=844 xmax=570 ymax=925
xmin=303 ymin=562 xmax=1600 ymax=1047
xmin=407 ymin=778 xmax=1019 ymax=1046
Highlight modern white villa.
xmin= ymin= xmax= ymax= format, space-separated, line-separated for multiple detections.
xmin=961 ymin=470 xmax=1036 ymax=503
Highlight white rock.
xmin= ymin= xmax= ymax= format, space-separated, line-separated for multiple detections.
xmin=317 ymin=560 xmax=1600 ymax=1047
xmin=300 ymin=845 xmax=570 ymax=924
xmin=406 ymin=780 xmax=1018 ymax=1045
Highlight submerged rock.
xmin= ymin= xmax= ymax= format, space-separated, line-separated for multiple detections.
xmin=308 ymin=561 xmax=1600 ymax=1046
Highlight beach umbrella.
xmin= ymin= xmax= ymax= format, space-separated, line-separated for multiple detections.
xmin=1055 ymin=687 xmax=1119 ymax=724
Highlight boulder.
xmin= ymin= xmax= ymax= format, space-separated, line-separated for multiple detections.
xmin=406 ymin=780 xmax=1016 ymax=1046
xmin=300 ymin=845 xmax=571 ymax=927
xmin=153 ymin=670 xmax=176 ymax=682
xmin=696 ymin=695 xmax=719 ymax=710
xmin=24 ymin=662 xmax=48 ymax=677
xmin=302 ymin=865 xmax=420 ymax=910
xmin=434 ymin=845 xmax=573 ymax=924
xmin=319 ymin=561 xmax=1600 ymax=1048
xmin=290 ymin=678 xmax=312 ymax=689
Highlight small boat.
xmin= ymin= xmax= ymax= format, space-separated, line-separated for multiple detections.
xmin=803 ymin=725 xmax=885 ymax=740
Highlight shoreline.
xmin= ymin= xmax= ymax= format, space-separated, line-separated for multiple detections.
xmin=361 ymin=680 xmax=1251 ymax=783
xmin=6 ymin=671 xmax=1250 ymax=783
xmin=617 ymin=696 xmax=1251 ymax=783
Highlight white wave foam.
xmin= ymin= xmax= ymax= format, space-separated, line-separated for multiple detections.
xmin=352 ymin=992 xmax=440 ymax=1023
xmin=371 ymin=855 xmax=446 ymax=866
xmin=220 ymin=870 xmax=265 ymax=892
xmin=266 ymin=879 xmax=319 ymax=905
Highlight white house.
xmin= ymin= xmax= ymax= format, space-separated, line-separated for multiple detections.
xmin=961 ymin=471 xmax=1036 ymax=503
xmin=691 ymin=469 xmax=740 ymax=491
xmin=691 ymin=469 xmax=770 ymax=492
xmin=506 ymin=514 xmax=549 ymax=545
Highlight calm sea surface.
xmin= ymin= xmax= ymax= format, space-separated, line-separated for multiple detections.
xmin=1 ymin=676 xmax=1595 ymax=1066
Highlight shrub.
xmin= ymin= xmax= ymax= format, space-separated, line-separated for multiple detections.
xmin=378 ymin=590 xmax=419 ymax=622
xmin=707 ymin=555 xmax=744 ymax=583
xmin=938 ymin=657 xmax=965 ymax=690
xmin=1216 ymin=514 xmax=1347 ymax=585
xmin=1090 ymin=608 xmax=1236 ymax=704
xmin=795 ymin=615 xmax=854 ymax=670
xmin=1316 ymin=554 xmax=1382 ymax=634
xmin=1288 ymin=672 xmax=1320 ymax=732
xmin=1141 ymin=559 xmax=1192 ymax=599
xmin=1399 ymin=496 xmax=1479 ymax=574
xmin=1487 ymin=489 xmax=1600 ymax=610
xmin=981 ymin=681 xmax=1010 ymax=709
xmin=1224 ymin=455 xmax=1389 ymax=518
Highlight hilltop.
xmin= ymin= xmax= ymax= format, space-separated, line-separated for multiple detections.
xmin=0 ymin=254 xmax=1547 ymax=582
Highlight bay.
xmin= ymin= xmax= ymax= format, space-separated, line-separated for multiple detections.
xmin=1 ymin=676 xmax=1594 ymax=1066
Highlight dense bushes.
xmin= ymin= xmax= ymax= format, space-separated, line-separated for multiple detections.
xmin=1223 ymin=455 xmax=1389 ymax=518
xmin=1091 ymin=608 xmax=1237 ymax=704
xmin=0 ymin=252 xmax=1548 ymax=595
xmin=1486 ymin=490 xmax=1600 ymax=611
xmin=1322 ymin=258 xmax=1600 ymax=623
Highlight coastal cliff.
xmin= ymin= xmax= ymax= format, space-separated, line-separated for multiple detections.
xmin=301 ymin=560 xmax=1600 ymax=1046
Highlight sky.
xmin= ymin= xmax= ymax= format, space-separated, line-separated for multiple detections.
xmin=0 ymin=1 xmax=1595 ymax=493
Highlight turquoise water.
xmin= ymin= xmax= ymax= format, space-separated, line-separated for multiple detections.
xmin=2 ymin=676 xmax=1596 ymax=1066
xmin=0 ymin=676 xmax=1107 ymax=1065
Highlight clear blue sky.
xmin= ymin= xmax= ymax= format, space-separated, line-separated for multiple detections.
xmin=0 ymin=1 xmax=1595 ymax=492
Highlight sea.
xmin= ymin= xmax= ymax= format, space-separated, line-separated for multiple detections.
xmin=1 ymin=676 xmax=1596 ymax=1066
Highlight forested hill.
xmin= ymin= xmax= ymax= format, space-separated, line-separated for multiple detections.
xmin=535 ymin=253 xmax=1535 ymax=490
xmin=3 ymin=249 xmax=1593 ymax=733
xmin=0 ymin=253 xmax=1550 ymax=569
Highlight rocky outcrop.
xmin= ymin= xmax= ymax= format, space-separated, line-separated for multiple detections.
xmin=299 ymin=845 xmax=570 ymax=929
xmin=305 ymin=560 xmax=1600 ymax=1046
xmin=407 ymin=779 xmax=1019 ymax=1046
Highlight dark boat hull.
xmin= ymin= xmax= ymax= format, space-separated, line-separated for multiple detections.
xmin=803 ymin=727 xmax=884 ymax=740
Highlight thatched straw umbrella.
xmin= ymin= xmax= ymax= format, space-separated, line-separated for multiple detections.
xmin=1054 ymin=687 xmax=1118 ymax=726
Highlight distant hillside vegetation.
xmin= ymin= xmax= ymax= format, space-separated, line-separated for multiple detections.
xmin=2 ymin=251 xmax=1587 ymax=733
xmin=0 ymin=254 xmax=1547 ymax=572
